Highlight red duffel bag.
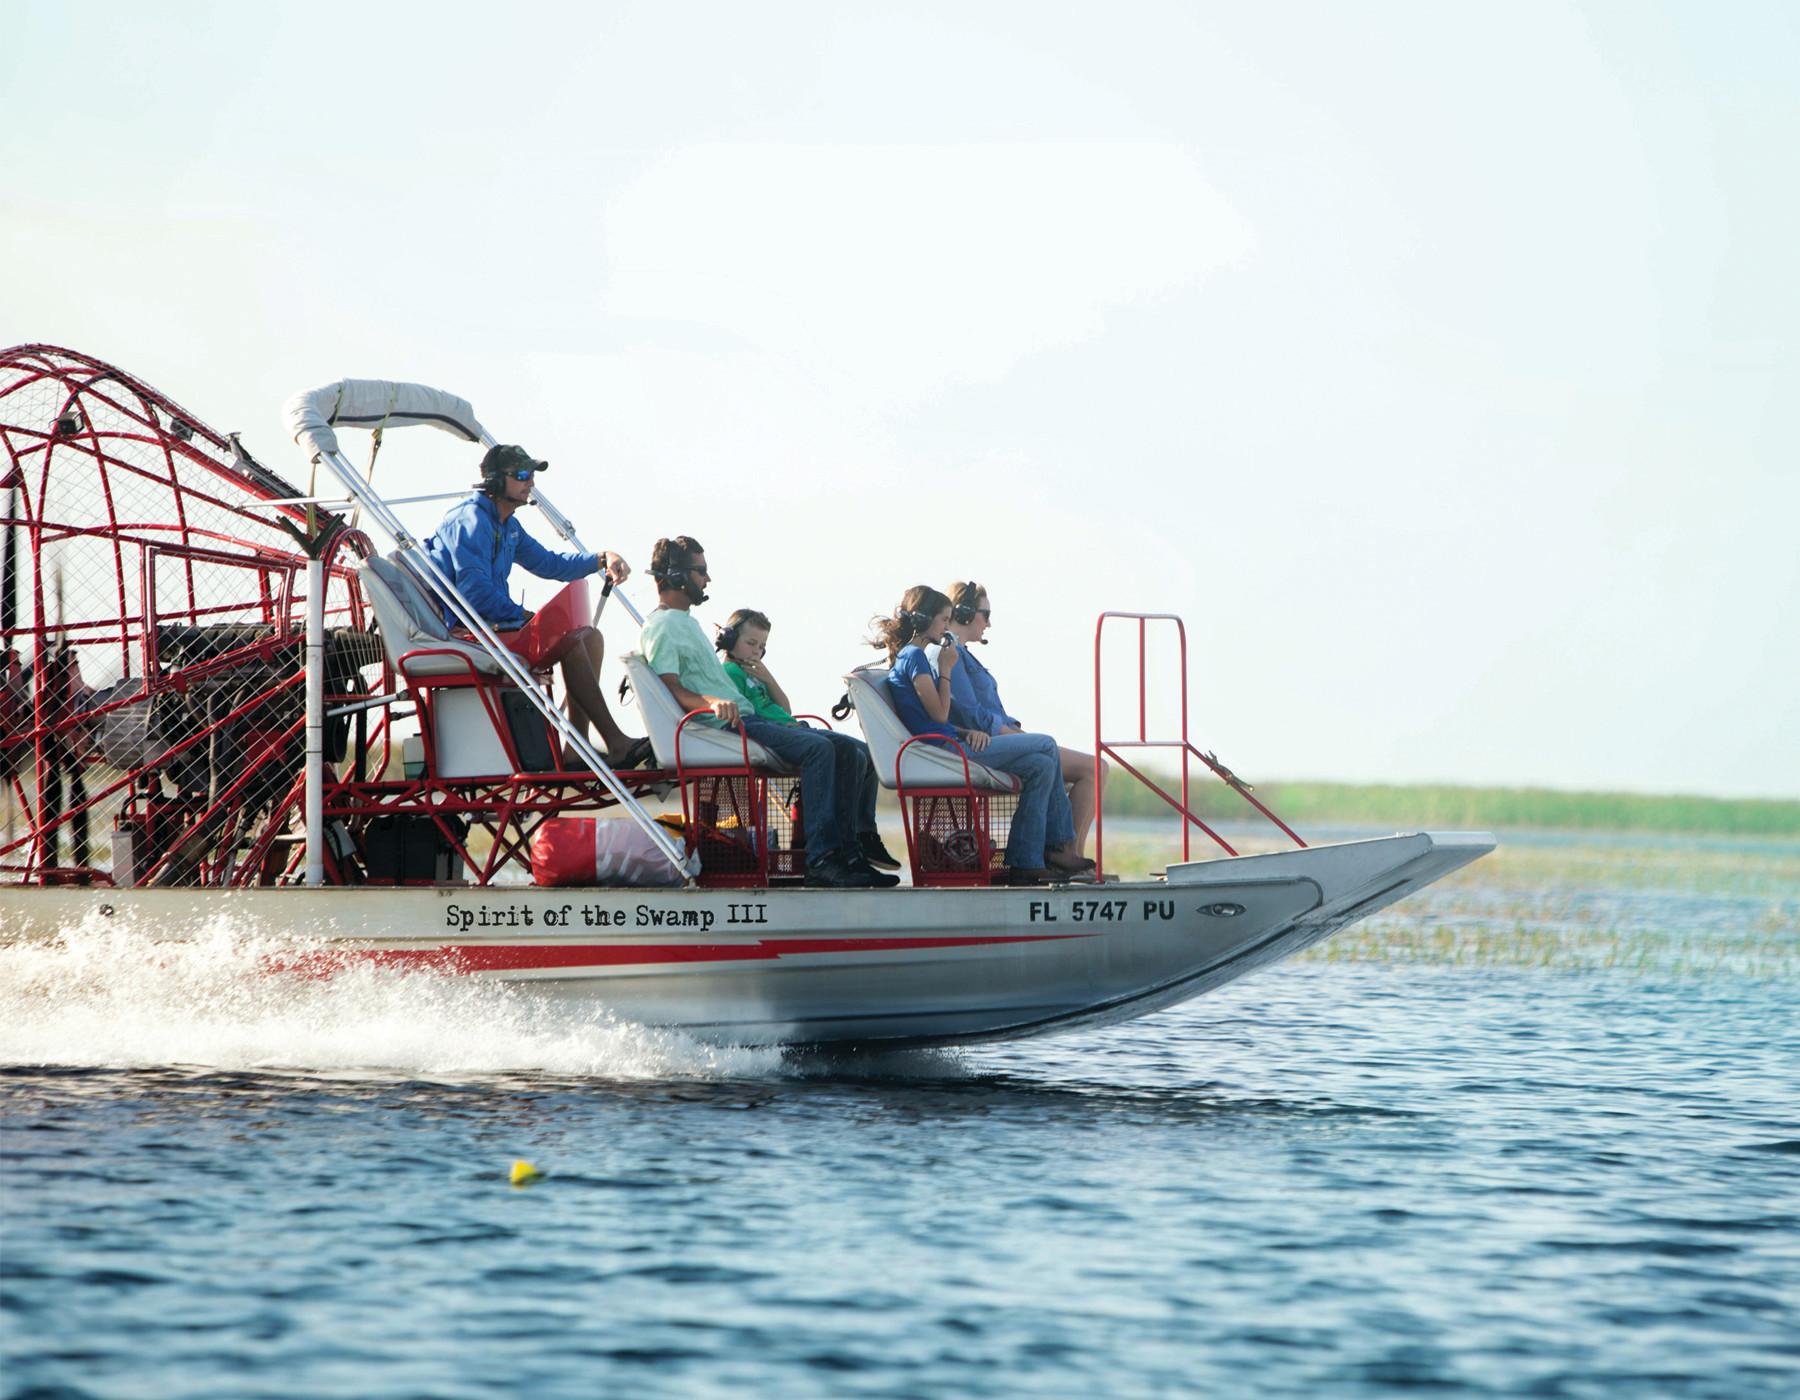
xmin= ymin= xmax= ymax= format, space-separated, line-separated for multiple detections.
xmin=529 ymin=817 xmax=685 ymax=887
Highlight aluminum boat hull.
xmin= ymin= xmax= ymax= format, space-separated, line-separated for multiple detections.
xmin=0 ymin=832 xmax=1493 ymax=1046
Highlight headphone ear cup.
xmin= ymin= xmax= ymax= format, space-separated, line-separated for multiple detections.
xmin=719 ymin=625 xmax=739 ymax=655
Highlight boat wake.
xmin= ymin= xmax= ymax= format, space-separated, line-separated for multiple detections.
xmin=0 ymin=909 xmax=780 ymax=1080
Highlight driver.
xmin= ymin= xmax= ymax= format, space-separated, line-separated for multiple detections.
xmin=422 ymin=445 xmax=651 ymax=769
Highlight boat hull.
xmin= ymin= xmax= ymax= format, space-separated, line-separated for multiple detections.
xmin=0 ymin=832 xmax=1493 ymax=1046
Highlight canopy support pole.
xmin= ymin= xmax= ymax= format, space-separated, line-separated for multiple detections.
xmin=305 ymin=554 xmax=325 ymax=886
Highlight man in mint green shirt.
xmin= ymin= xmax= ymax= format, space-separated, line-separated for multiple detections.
xmin=640 ymin=537 xmax=891 ymax=889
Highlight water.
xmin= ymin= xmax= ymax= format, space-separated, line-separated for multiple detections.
xmin=4 ymin=835 xmax=1798 ymax=1398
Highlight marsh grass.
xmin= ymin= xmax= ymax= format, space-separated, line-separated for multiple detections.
xmin=1102 ymin=775 xmax=1800 ymax=837
xmin=1095 ymin=827 xmax=1800 ymax=977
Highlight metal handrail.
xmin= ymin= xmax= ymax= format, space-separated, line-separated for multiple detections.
xmin=1092 ymin=611 xmax=1304 ymax=880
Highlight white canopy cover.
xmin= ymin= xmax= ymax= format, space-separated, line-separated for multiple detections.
xmin=283 ymin=379 xmax=486 ymax=462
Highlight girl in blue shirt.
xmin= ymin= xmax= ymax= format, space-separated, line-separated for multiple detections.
xmin=873 ymin=587 xmax=1087 ymax=884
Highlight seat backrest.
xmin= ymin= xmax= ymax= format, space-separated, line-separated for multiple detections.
xmin=372 ymin=553 xmax=453 ymax=641
xmin=622 ymin=651 xmax=791 ymax=773
xmin=357 ymin=562 xmax=429 ymax=671
xmin=843 ymin=662 xmax=1018 ymax=793
xmin=844 ymin=664 xmax=910 ymax=786
xmin=357 ymin=559 xmax=501 ymax=678
xmin=622 ymin=651 xmax=687 ymax=765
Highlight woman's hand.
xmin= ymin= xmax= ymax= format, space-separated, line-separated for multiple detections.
xmin=938 ymin=640 xmax=961 ymax=672
xmin=959 ymin=727 xmax=991 ymax=752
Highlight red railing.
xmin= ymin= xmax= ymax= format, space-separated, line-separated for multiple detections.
xmin=1092 ymin=612 xmax=1304 ymax=880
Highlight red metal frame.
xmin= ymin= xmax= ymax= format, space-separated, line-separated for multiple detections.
xmin=1092 ymin=611 xmax=1304 ymax=880
xmin=670 ymin=710 xmax=806 ymax=887
xmin=0 ymin=344 xmax=678 ymax=890
xmin=394 ymin=647 xmax=556 ymax=779
xmin=894 ymin=734 xmax=1008 ymax=887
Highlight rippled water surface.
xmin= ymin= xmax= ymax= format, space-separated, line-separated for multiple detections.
xmin=4 ymin=833 xmax=1798 ymax=1398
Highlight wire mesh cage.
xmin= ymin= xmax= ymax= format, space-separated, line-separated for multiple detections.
xmin=905 ymin=791 xmax=1017 ymax=886
xmin=765 ymin=777 xmax=806 ymax=881
xmin=1 ymin=344 xmax=372 ymax=886
xmin=682 ymin=772 xmax=808 ymax=887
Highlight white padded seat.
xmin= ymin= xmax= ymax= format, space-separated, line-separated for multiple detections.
xmin=843 ymin=664 xmax=1020 ymax=793
xmin=358 ymin=555 xmax=503 ymax=678
xmin=622 ymin=651 xmax=796 ymax=774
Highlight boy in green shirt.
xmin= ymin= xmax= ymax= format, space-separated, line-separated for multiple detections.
xmin=717 ymin=608 xmax=898 ymax=871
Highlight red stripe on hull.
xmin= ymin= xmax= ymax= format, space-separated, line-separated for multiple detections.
xmin=274 ymin=933 xmax=1091 ymax=977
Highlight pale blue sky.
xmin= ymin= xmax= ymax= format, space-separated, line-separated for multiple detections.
xmin=4 ymin=2 xmax=1795 ymax=797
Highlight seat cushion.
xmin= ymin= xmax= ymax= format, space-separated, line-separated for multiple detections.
xmin=843 ymin=664 xmax=1020 ymax=793
xmin=623 ymin=652 xmax=795 ymax=774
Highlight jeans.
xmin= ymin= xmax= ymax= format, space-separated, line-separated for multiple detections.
xmin=818 ymin=730 xmax=880 ymax=841
xmin=963 ymin=730 xmax=1075 ymax=867
xmin=741 ymin=717 xmax=858 ymax=865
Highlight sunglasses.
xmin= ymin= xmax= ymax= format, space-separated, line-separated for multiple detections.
xmin=508 ymin=468 xmax=535 ymax=481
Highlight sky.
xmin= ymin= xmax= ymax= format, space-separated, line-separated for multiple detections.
xmin=4 ymin=1 xmax=1795 ymax=799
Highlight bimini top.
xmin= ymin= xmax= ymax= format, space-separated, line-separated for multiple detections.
xmin=283 ymin=379 xmax=486 ymax=462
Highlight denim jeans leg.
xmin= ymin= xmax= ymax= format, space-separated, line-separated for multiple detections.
xmin=742 ymin=718 xmax=840 ymax=865
xmin=826 ymin=732 xmax=881 ymax=841
xmin=970 ymin=732 xmax=1060 ymax=867
xmin=834 ymin=732 xmax=876 ymax=847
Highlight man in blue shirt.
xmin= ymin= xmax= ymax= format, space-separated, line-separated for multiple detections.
xmin=422 ymin=445 xmax=650 ymax=768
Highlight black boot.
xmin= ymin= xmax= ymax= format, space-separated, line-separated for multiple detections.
xmin=804 ymin=851 xmax=878 ymax=888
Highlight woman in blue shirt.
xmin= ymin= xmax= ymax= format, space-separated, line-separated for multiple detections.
xmin=872 ymin=586 xmax=1087 ymax=885
xmin=944 ymin=581 xmax=1105 ymax=867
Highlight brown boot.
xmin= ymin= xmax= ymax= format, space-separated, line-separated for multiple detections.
xmin=1045 ymin=842 xmax=1096 ymax=874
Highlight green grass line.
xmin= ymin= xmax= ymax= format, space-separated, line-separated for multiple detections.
xmin=1102 ymin=777 xmax=1800 ymax=836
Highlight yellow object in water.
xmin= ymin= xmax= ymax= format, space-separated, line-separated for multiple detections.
xmin=510 ymin=1159 xmax=544 ymax=1186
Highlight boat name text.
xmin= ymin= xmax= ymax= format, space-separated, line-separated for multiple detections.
xmin=442 ymin=902 xmax=771 ymax=932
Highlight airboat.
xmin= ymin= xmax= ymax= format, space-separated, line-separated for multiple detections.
xmin=0 ymin=344 xmax=1493 ymax=1047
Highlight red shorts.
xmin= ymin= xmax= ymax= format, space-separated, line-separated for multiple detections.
xmin=470 ymin=579 xmax=595 ymax=669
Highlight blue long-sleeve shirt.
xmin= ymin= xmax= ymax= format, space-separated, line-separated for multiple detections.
xmin=931 ymin=642 xmax=1020 ymax=736
xmin=421 ymin=493 xmax=598 ymax=630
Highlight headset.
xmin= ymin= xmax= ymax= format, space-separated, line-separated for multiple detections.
xmin=902 ymin=608 xmax=958 ymax=653
xmin=716 ymin=621 xmax=742 ymax=655
xmin=478 ymin=444 xmax=545 ymax=496
xmin=950 ymin=582 xmax=982 ymax=627
xmin=653 ymin=543 xmax=708 ymax=604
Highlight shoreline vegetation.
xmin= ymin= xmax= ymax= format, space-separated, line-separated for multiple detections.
xmin=1100 ymin=777 xmax=1800 ymax=838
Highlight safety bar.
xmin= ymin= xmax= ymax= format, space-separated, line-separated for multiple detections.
xmin=1092 ymin=611 xmax=1304 ymax=879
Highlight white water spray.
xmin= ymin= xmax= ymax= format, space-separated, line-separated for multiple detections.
xmin=0 ymin=910 xmax=781 ymax=1079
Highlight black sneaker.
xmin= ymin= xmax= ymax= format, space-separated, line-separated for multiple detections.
xmin=1005 ymin=866 xmax=1057 ymax=886
xmin=851 ymin=855 xmax=901 ymax=888
xmin=859 ymin=835 xmax=903 ymax=871
xmin=803 ymin=853 xmax=878 ymax=889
